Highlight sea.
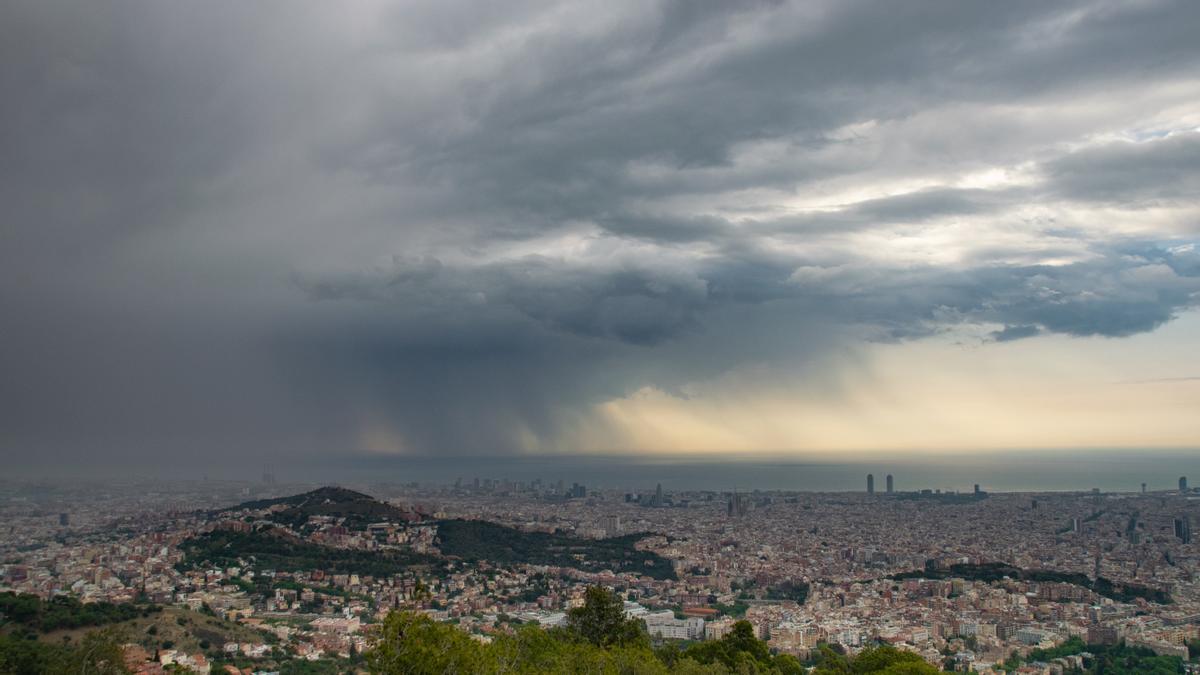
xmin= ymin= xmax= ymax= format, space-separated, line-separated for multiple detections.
xmin=315 ymin=450 xmax=1200 ymax=494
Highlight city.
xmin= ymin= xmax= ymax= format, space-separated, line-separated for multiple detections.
xmin=5 ymin=475 xmax=1200 ymax=672
xmin=4 ymin=0 xmax=1200 ymax=673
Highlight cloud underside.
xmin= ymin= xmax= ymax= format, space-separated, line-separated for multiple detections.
xmin=1 ymin=0 xmax=1199 ymax=461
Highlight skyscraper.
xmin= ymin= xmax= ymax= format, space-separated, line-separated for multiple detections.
xmin=1175 ymin=516 xmax=1191 ymax=544
xmin=1180 ymin=476 xmax=1189 ymax=493
xmin=727 ymin=490 xmax=750 ymax=517
xmin=654 ymin=482 xmax=664 ymax=507
xmin=886 ymin=474 xmax=894 ymax=494
xmin=867 ymin=474 xmax=875 ymax=495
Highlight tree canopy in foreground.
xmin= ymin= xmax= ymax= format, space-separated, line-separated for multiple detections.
xmin=367 ymin=586 xmax=938 ymax=674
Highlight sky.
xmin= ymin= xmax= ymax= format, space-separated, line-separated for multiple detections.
xmin=1 ymin=0 xmax=1199 ymax=474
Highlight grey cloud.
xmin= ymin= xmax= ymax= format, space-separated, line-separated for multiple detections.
xmin=1044 ymin=132 xmax=1200 ymax=205
xmin=2 ymin=0 xmax=1200 ymax=468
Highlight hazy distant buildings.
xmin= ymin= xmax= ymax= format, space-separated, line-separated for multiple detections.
xmin=602 ymin=515 xmax=621 ymax=536
xmin=727 ymin=491 xmax=751 ymax=517
xmin=867 ymin=474 xmax=874 ymax=495
xmin=1180 ymin=476 xmax=1189 ymax=493
xmin=886 ymin=474 xmax=894 ymax=494
xmin=1175 ymin=516 xmax=1191 ymax=544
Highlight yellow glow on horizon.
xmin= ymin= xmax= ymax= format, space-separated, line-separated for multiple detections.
xmin=587 ymin=312 xmax=1200 ymax=455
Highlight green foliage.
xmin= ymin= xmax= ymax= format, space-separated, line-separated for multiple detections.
xmin=1188 ymin=638 xmax=1200 ymax=660
xmin=60 ymin=627 xmax=132 ymax=674
xmin=225 ymin=487 xmax=427 ymax=530
xmin=1014 ymin=639 xmax=1184 ymax=674
xmin=365 ymin=606 xmax=942 ymax=674
xmin=436 ymin=519 xmax=677 ymax=580
xmin=764 ymin=581 xmax=810 ymax=604
xmin=367 ymin=610 xmax=805 ymax=674
xmin=0 ymin=632 xmax=58 ymax=674
xmin=514 ymin=573 xmax=552 ymax=603
xmin=891 ymin=562 xmax=1171 ymax=604
xmin=0 ymin=627 xmax=130 ymax=674
xmin=494 ymin=623 xmax=669 ymax=674
xmin=368 ymin=611 xmax=675 ymax=674
xmin=1082 ymin=642 xmax=1183 ymax=674
xmin=564 ymin=587 xmax=649 ymax=649
xmin=0 ymin=591 xmax=160 ymax=632
xmin=713 ymin=602 xmax=748 ymax=618
xmin=367 ymin=611 xmax=491 ymax=674
xmin=1026 ymin=635 xmax=1086 ymax=662
xmin=805 ymin=644 xmax=938 ymax=674
xmin=845 ymin=645 xmax=939 ymax=673
xmin=682 ymin=622 xmax=765 ymax=670
xmin=178 ymin=529 xmax=442 ymax=576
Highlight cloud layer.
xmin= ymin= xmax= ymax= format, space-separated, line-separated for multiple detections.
xmin=2 ymin=0 xmax=1199 ymax=466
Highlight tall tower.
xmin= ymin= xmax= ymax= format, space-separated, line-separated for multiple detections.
xmin=1142 ymin=483 xmax=1147 ymax=494
xmin=1175 ymin=517 xmax=1191 ymax=544
xmin=655 ymin=482 xmax=664 ymax=506
xmin=886 ymin=475 xmax=894 ymax=494
xmin=1180 ymin=476 xmax=1189 ymax=493
xmin=867 ymin=474 xmax=875 ymax=495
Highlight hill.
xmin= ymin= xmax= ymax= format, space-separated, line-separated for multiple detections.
xmin=0 ymin=592 xmax=160 ymax=633
xmin=178 ymin=528 xmax=443 ymax=576
xmin=41 ymin=606 xmax=265 ymax=655
xmin=0 ymin=605 xmax=297 ymax=674
xmin=222 ymin=486 xmax=429 ymax=530
xmin=435 ymin=519 xmax=676 ymax=580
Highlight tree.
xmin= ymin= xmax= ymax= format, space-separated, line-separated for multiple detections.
xmin=809 ymin=644 xmax=939 ymax=675
xmin=367 ymin=611 xmax=489 ymax=674
xmin=365 ymin=606 xmax=937 ymax=675
xmin=683 ymin=620 xmax=789 ymax=672
xmin=564 ymin=586 xmax=648 ymax=649
xmin=0 ymin=633 xmax=59 ymax=675
xmin=809 ymin=644 xmax=851 ymax=673
xmin=55 ymin=627 xmax=131 ymax=675
xmin=724 ymin=622 xmax=769 ymax=663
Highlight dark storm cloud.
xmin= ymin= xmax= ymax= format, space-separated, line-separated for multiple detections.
xmin=1043 ymin=132 xmax=1200 ymax=205
xmin=2 ymin=0 xmax=1200 ymax=468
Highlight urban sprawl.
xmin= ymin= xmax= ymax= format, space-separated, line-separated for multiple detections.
xmin=4 ymin=475 xmax=1200 ymax=673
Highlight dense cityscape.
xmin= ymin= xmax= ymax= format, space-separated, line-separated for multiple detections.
xmin=5 ymin=474 xmax=1200 ymax=673
xmin=5 ymin=0 xmax=1200 ymax=673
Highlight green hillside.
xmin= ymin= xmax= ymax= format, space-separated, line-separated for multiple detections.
xmin=435 ymin=519 xmax=676 ymax=580
xmin=221 ymin=486 xmax=429 ymax=530
xmin=179 ymin=528 xmax=443 ymax=576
